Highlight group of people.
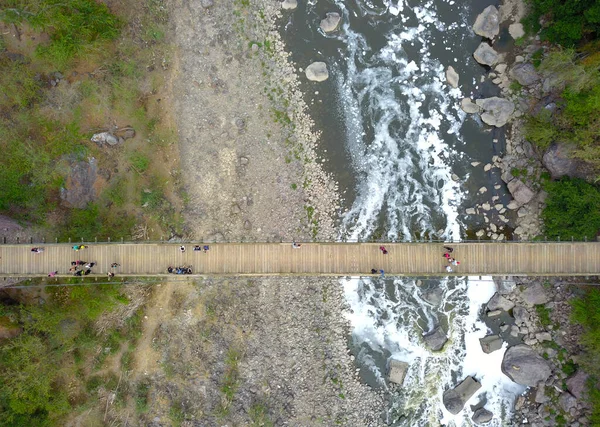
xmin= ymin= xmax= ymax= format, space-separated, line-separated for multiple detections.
xmin=167 ymin=266 xmax=193 ymax=274
xmin=443 ymin=246 xmax=460 ymax=273
xmin=69 ymin=260 xmax=96 ymax=276
xmin=72 ymin=245 xmax=89 ymax=251
xmin=179 ymin=245 xmax=210 ymax=253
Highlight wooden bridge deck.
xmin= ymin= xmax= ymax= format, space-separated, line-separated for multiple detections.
xmin=0 ymin=242 xmax=599 ymax=277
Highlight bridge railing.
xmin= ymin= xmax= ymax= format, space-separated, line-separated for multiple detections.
xmin=1 ymin=235 xmax=598 ymax=245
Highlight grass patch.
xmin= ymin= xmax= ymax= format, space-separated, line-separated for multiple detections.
xmin=536 ymin=304 xmax=552 ymax=327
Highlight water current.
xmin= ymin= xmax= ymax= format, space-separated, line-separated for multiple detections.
xmin=283 ymin=0 xmax=525 ymax=425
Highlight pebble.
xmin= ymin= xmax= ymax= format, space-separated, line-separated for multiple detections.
xmin=484 ymin=163 xmax=492 ymax=171
xmin=479 ymin=186 xmax=488 ymax=194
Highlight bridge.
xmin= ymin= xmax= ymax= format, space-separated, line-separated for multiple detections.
xmin=0 ymin=242 xmax=599 ymax=278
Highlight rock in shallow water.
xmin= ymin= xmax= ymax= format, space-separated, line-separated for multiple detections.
xmin=443 ymin=376 xmax=482 ymax=414
xmin=473 ymin=42 xmax=499 ymax=66
xmin=281 ymin=0 xmax=297 ymax=10
xmin=475 ymin=97 xmax=515 ymax=127
xmin=501 ymin=344 xmax=552 ymax=386
xmin=388 ymin=359 xmax=409 ymax=385
xmin=320 ymin=12 xmax=341 ymax=33
xmin=510 ymin=63 xmax=540 ymax=86
xmin=473 ymin=5 xmax=500 ymax=39
xmin=446 ymin=65 xmax=459 ymax=88
xmin=472 ymin=407 xmax=494 ymax=424
xmin=423 ymin=325 xmax=447 ymax=351
xmin=305 ymin=62 xmax=329 ymax=82
xmin=480 ymin=334 xmax=503 ymax=354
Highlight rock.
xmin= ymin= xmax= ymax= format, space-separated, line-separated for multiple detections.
xmin=200 ymin=0 xmax=214 ymax=8
xmin=508 ymin=22 xmax=525 ymax=39
xmin=494 ymin=203 xmax=503 ymax=210
xmin=487 ymin=292 xmax=515 ymax=311
xmin=114 ymin=126 xmax=136 ymax=140
xmin=535 ymin=332 xmax=551 ymax=342
xmin=487 ymin=309 xmax=502 ymax=317
xmin=515 ymin=55 xmax=524 ymax=63
xmin=472 ymin=407 xmax=494 ymax=424
xmin=423 ymin=325 xmax=448 ymax=351
xmin=388 ymin=359 xmax=409 ymax=385
xmin=91 ymin=131 xmax=119 ymax=146
xmin=239 ymin=156 xmax=249 ymax=165
xmin=281 ymin=0 xmax=297 ymax=9
xmin=320 ymin=12 xmax=341 ymax=33
xmin=484 ymin=163 xmax=492 ymax=171
xmin=305 ymin=62 xmax=329 ymax=82
xmin=517 ymin=207 xmax=529 ymax=218
xmin=243 ymin=220 xmax=252 ymax=230
xmin=231 ymin=204 xmax=242 ymax=215
xmin=471 ymin=161 xmax=481 ymax=167
xmin=479 ymin=186 xmax=488 ymax=194
xmin=501 ymin=345 xmax=552 ymax=386
xmin=461 ymin=98 xmax=480 ymax=113
xmin=466 ymin=208 xmax=476 ymax=215
xmin=520 ymin=283 xmax=549 ymax=306
xmin=507 ymin=200 xmax=519 ymax=210
xmin=480 ymin=334 xmax=503 ymax=354
xmin=559 ymin=392 xmax=577 ymax=412
xmin=475 ymin=97 xmax=515 ymax=127
xmin=476 ymin=229 xmax=485 ymax=237
xmin=542 ymin=143 xmax=587 ymax=179
xmin=446 ymin=66 xmax=459 ymax=88
xmin=535 ymin=383 xmax=550 ymax=403
xmin=60 ymin=158 xmax=99 ymax=209
xmin=482 ymin=202 xmax=491 ymax=211
xmin=490 ymin=223 xmax=497 ymax=232
xmin=474 ymin=43 xmax=499 ymax=67
xmin=512 ymin=306 xmax=530 ymax=325
xmin=422 ymin=288 xmax=444 ymax=306
xmin=443 ymin=376 xmax=482 ymax=415
xmin=451 ymin=173 xmax=460 ymax=182
xmin=510 ymin=63 xmax=540 ymax=86
xmin=473 ymin=5 xmax=500 ymax=40
xmin=566 ymin=370 xmax=589 ymax=399
xmin=507 ymin=179 xmax=535 ymax=205
xmin=495 ymin=63 xmax=508 ymax=74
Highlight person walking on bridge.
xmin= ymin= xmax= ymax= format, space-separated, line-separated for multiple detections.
xmin=379 ymin=246 xmax=388 ymax=255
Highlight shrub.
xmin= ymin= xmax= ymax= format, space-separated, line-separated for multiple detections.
xmin=542 ymin=177 xmax=600 ymax=239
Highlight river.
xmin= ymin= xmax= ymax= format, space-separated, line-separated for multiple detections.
xmin=282 ymin=0 xmax=526 ymax=425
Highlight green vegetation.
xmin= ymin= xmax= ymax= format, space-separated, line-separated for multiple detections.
xmin=535 ymin=304 xmax=553 ymax=327
xmin=541 ymin=176 xmax=600 ymax=239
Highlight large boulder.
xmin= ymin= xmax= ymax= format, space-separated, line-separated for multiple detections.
xmin=473 ymin=43 xmax=499 ymax=66
xmin=473 ymin=5 xmax=500 ymax=39
xmin=446 ymin=65 xmax=459 ymax=88
xmin=501 ymin=345 xmax=552 ymax=386
xmin=388 ymin=359 xmax=409 ymax=385
xmin=305 ymin=62 xmax=329 ymax=82
xmin=423 ymin=325 xmax=448 ymax=351
xmin=510 ymin=63 xmax=540 ymax=86
xmin=461 ymin=98 xmax=480 ymax=114
xmin=520 ymin=283 xmax=549 ymax=306
xmin=476 ymin=97 xmax=514 ymax=127
xmin=60 ymin=158 xmax=100 ymax=209
xmin=542 ymin=143 xmax=587 ymax=179
xmin=472 ymin=407 xmax=493 ymax=424
xmin=281 ymin=0 xmax=297 ymax=10
xmin=487 ymin=292 xmax=515 ymax=311
xmin=566 ymin=370 xmax=589 ymax=399
xmin=480 ymin=335 xmax=503 ymax=354
xmin=512 ymin=306 xmax=530 ymax=326
xmin=559 ymin=392 xmax=577 ymax=412
xmin=443 ymin=376 xmax=482 ymax=414
xmin=320 ymin=12 xmax=341 ymax=33
xmin=507 ymin=179 xmax=535 ymax=206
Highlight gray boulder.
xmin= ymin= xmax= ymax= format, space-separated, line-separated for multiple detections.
xmin=473 ymin=5 xmax=500 ymax=39
xmin=520 ymin=283 xmax=549 ymax=306
xmin=487 ymin=292 xmax=515 ymax=311
xmin=446 ymin=66 xmax=459 ymax=88
xmin=559 ymin=392 xmax=577 ymax=412
xmin=320 ymin=12 xmax=341 ymax=33
xmin=510 ymin=63 xmax=540 ymax=86
xmin=473 ymin=43 xmax=499 ymax=66
xmin=281 ymin=0 xmax=297 ymax=9
xmin=60 ymin=158 xmax=99 ymax=209
xmin=566 ymin=370 xmax=589 ymax=399
xmin=501 ymin=345 xmax=552 ymax=386
xmin=91 ymin=131 xmax=119 ymax=146
xmin=535 ymin=382 xmax=550 ymax=403
xmin=508 ymin=22 xmax=525 ymax=39
xmin=388 ymin=359 xmax=409 ymax=385
xmin=480 ymin=335 xmax=503 ymax=354
xmin=423 ymin=325 xmax=448 ymax=351
xmin=472 ymin=407 xmax=493 ymax=424
xmin=512 ymin=306 xmax=530 ymax=325
xmin=542 ymin=143 xmax=586 ymax=179
xmin=305 ymin=62 xmax=329 ymax=82
xmin=476 ymin=97 xmax=514 ymax=127
xmin=461 ymin=98 xmax=480 ymax=114
xmin=507 ymin=179 xmax=535 ymax=205
xmin=443 ymin=376 xmax=482 ymax=414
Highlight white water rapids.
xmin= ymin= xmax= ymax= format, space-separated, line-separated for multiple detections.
xmin=318 ymin=0 xmax=527 ymax=424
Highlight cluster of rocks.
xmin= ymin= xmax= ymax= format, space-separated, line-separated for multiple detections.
xmin=91 ymin=126 xmax=136 ymax=147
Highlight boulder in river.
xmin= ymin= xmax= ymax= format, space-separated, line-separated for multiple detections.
xmin=281 ymin=0 xmax=297 ymax=10
xmin=473 ymin=5 xmax=499 ymax=40
xmin=423 ymin=325 xmax=448 ymax=351
xmin=305 ymin=62 xmax=329 ymax=82
xmin=507 ymin=179 xmax=535 ymax=205
xmin=472 ymin=407 xmax=493 ymax=424
xmin=460 ymin=98 xmax=480 ymax=114
xmin=487 ymin=292 xmax=515 ymax=312
xmin=475 ymin=97 xmax=514 ymax=127
xmin=320 ymin=12 xmax=341 ymax=33
xmin=479 ymin=334 xmax=503 ymax=354
xmin=509 ymin=63 xmax=540 ymax=86
xmin=501 ymin=344 xmax=552 ymax=386
xmin=473 ymin=43 xmax=499 ymax=67
xmin=446 ymin=65 xmax=459 ymax=88
xmin=443 ymin=376 xmax=482 ymax=414
xmin=388 ymin=359 xmax=409 ymax=385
